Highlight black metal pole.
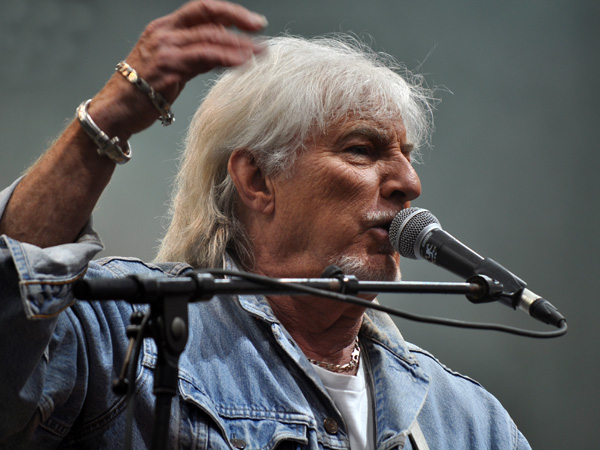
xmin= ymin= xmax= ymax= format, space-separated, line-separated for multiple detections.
xmin=73 ymin=273 xmax=482 ymax=302
xmin=147 ymin=291 xmax=192 ymax=450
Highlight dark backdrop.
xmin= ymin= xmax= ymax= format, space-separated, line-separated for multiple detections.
xmin=1 ymin=1 xmax=598 ymax=448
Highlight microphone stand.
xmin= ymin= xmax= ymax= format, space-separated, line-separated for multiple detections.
xmin=74 ymin=272 xmax=486 ymax=302
xmin=70 ymin=271 xmax=508 ymax=450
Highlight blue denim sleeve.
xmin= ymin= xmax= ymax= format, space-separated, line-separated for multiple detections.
xmin=0 ymin=179 xmax=104 ymax=442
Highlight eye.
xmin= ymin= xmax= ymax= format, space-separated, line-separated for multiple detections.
xmin=345 ymin=145 xmax=374 ymax=157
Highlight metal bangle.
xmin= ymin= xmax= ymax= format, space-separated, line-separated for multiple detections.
xmin=115 ymin=61 xmax=174 ymax=126
xmin=76 ymin=99 xmax=132 ymax=165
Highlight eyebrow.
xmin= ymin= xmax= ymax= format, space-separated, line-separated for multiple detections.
xmin=337 ymin=126 xmax=415 ymax=154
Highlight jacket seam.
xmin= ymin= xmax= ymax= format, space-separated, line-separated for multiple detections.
xmin=408 ymin=346 xmax=483 ymax=388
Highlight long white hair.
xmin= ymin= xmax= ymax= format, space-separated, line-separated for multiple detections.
xmin=156 ymin=34 xmax=436 ymax=269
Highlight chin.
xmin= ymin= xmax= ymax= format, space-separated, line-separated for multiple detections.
xmin=330 ymin=254 xmax=401 ymax=282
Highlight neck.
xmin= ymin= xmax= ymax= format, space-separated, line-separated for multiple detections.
xmin=267 ymin=293 xmax=365 ymax=369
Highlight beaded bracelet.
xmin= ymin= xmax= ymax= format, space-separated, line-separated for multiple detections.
xmin=115 ymin=61 xmax=174 ymax=126
xmin=76 ymin=99 xmax=132 ymax=164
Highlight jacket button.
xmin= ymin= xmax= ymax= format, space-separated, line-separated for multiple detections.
xmin=323 ymin=417 xmax=339 ymax=434
xmin=231 ymin=438 xmax=247 ymax=449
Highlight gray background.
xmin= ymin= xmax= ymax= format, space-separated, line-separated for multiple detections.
xmin=1 ymin=0 xmax=598 ymax=448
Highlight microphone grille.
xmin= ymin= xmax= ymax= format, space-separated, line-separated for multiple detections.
xmin=389 ymin=207 xmax=440 ymax=259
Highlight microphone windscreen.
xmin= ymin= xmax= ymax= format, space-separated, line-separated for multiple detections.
xmin=389 ymin=207 xmax=440 ymax=259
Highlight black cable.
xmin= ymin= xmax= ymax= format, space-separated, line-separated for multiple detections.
xmin=201 ymin=268 xmax=567 ymax=339
xmin=112 ymin=268 xmax=565 ymax=448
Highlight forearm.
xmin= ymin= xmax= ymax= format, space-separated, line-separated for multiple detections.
xmin=0 ymin=119 xmax=116 ymax=247
xmin=0 ymin=0 xmax=267 ymax=249
xmin=0 ymin=1 xmax=267 ymax=444
xmin=0 ymin=64 xmax=170 ymax=248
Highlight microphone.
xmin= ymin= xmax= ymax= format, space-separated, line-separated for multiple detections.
xmin=388 ymin=207 xmax=565 ymax=328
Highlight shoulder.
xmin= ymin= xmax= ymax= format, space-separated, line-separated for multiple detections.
xmin=87 ymin=256 xmax=193 ymax=278
xmin=407 ymin=342 xmax=482 ymax=388
xmin=407 ymin=341 xmax=501 ymax=411
xmin=405 ymin=342 xmax=530 ymax=449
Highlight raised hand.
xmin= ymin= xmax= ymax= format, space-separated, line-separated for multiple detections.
xmin=0 ymin=0 xmax=267 ymax=248
xmin=92 ymin=0 xmax=268 ymax=139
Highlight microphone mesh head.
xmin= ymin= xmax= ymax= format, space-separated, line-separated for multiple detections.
xmin=388 ymin=207 xmax=440 ymax=259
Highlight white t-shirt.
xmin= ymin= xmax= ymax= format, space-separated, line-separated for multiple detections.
xmin=312 ymin=355 xmax=375 ymax=450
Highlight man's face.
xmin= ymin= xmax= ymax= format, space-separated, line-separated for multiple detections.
xmin=266 ymin=116 xmax=421 ymax=281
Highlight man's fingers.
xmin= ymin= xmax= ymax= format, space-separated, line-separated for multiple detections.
xmin=158 ymin=23 xmax=266 ymax=56
xmin=133 ymin=23 xmax=265 ymax=92
xmin=171 ymin=0 xmax=267 ymax=32
xmin=129 ymin=0 xmax=267 ymax=88
xmin=96 ymin=0 xmax=268 ymax=134
xmin=173 ymin=43 xmax=261 ymax=73
xmin=152 ymin=39 xmax=261 ymax=82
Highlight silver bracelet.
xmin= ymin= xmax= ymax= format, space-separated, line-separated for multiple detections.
xmin=115 ymin=61 xmax=174 ymax=126
xmin=76 ymin=99 xmax=132 ymax=165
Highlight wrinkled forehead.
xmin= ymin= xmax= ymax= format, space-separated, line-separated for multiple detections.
xmin=312 ymin=109 xmax=411 ymax=147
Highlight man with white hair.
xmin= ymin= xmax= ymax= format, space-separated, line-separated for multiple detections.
xmin=0 ymin=1 xmax=531 ymax=448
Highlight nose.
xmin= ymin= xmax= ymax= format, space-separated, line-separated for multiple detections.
xmin=380 ymin=155 xmax=422 ymax=207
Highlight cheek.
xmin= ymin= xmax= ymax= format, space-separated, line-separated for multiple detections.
xmin=317 ymin=165 xmax=377 ymax=206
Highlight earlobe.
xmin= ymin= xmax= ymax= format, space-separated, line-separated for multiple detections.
xmin=228 ymin=149 xmax=274 ymax=214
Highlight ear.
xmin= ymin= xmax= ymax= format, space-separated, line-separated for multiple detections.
xmin=228 ymin=149 xmax=275 ymax=215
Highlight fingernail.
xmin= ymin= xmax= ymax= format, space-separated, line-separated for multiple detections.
xmin=252 ymin=13 xmax=268 ymax=28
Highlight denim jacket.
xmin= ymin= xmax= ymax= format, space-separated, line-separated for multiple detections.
xmin=0 ymin=180 xmax=530 ymax=449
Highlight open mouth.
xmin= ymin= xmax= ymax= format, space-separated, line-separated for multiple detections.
xmin=369 ymin=215 xmax=396 ymax=234
xmin=363 ymin=211 xmax=399 ymax=253
xmin=372 ymin=222 xmax=391 ymax=235
xmin=368 ymin=219 xmax=395 ymax=248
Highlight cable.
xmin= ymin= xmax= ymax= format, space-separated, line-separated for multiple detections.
xmin=201 ymin=268 xmax=567 ymax=339
xmin=114 ymin=267 xmax=565 ymax=447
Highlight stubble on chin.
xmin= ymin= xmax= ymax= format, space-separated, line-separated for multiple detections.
xmin=330 ymin=254 xmax=401 ymax=282
xmin=328 ymin=210 xmax=403 ymax=281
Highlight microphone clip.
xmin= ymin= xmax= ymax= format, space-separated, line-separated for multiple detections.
xmin=320 ymin=265 xmax=360 ymax=296
xmin=465 ymin=274 xmax=505 ymax=304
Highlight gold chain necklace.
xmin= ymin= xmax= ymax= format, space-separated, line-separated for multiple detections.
xmin=307 ymin=337 xmax=360 ymax=374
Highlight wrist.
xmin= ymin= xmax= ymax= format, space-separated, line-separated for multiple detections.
xmin=76 ymin=99 xmax=132 ymax=165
